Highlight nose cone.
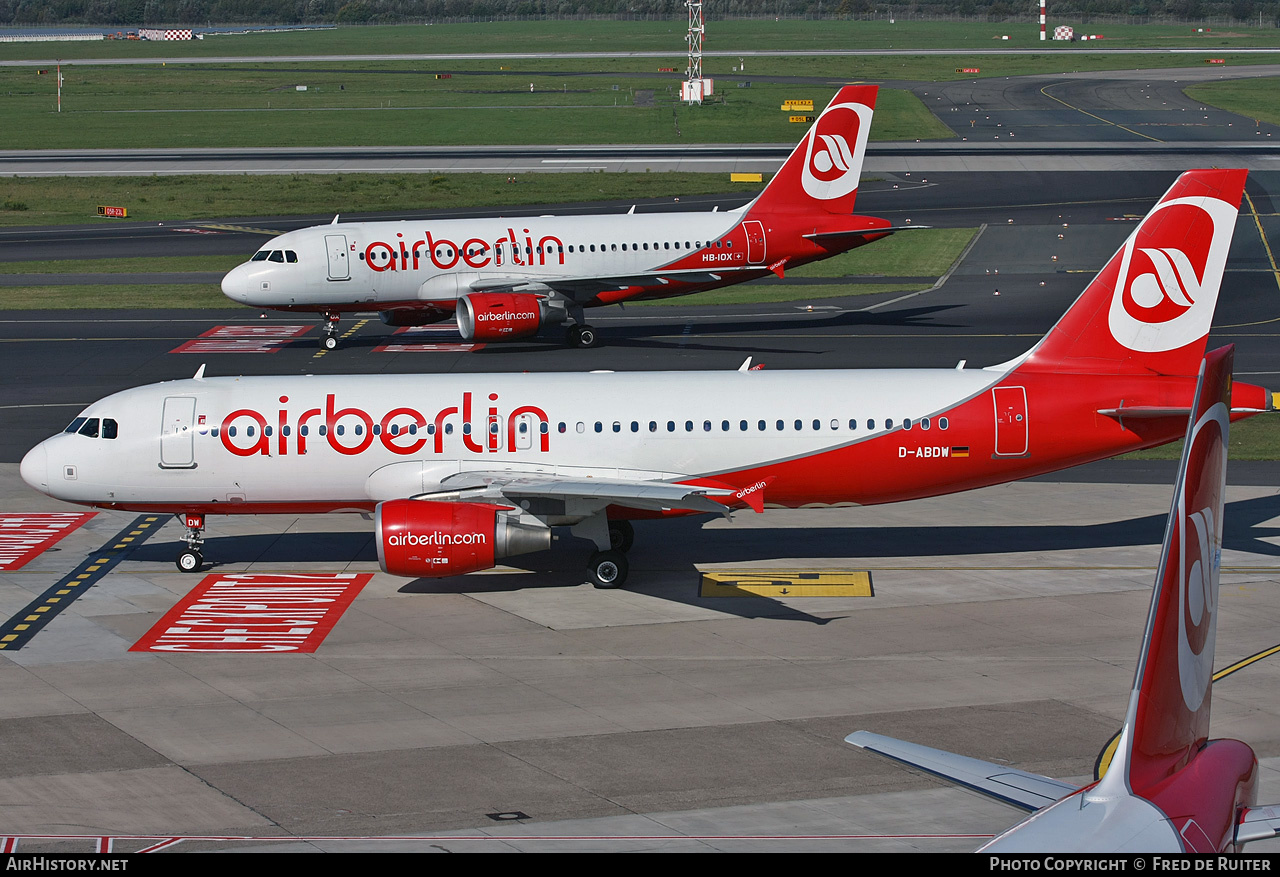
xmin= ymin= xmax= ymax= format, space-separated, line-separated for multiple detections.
xmin=221 ymin=263 xmax=253 ymax=304
xmin=221 ymin=261 xmax=263 ymax=305
xmin=20 ymin=442 xmax=48 ymax=495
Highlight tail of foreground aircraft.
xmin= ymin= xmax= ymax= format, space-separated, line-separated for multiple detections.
xmin=848 ymin=345 xmax=1280 ymax=852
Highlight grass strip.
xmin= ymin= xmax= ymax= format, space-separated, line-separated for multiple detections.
xmin=627 ymin=282 xmax=928 ymax=306
xmin=787 ymin=228 xmax=977 ymax=279
xmin=0 ymin=255 xmax=246 ymax=273
xmin=0 ymin=172 xmax=766 ymax=227
xmin=1121 ymin=415 xmax=1280 ymax=461
xmin=0 ymin=284 xmax=228 ymax=309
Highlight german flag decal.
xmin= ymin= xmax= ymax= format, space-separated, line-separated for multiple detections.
xmin=951 ymin=446 xmax=970 ymax=457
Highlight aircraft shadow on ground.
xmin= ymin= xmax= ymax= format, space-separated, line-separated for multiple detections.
xmin=288 ymin=302 xmax=968 ymax=356
xmin=128 ymin=495 xmax=1280 ymax=623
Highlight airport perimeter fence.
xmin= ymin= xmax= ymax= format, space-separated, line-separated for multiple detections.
xmin=332 ymin=11 xmax=1279 ymax=26
xmin=2 ymin=10 xmax=1278 ymax=29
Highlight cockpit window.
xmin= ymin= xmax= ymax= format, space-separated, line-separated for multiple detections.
xmin=251 ymin=250 xmax=271 ymax=262
xmin=102 ymin=418 xmax=118 ymax=440
xmin=78 ymin=418 xmax=100 ymax=438
xmin=285 ymin=250 xmax=298 ymax=263
xmin=268 ymin=251 xmax=285 ymax=263
xmin=64 ymin=417 xmax=87 ymax=434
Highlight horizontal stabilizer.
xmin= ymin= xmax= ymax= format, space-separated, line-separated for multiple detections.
xmin=845 ymin=731 xmax=1077 ymax=812
xmin=804 ymin=224 xmax=923 ymax=242
xmin=1236 ymin=805 xmax=1280 ymax=845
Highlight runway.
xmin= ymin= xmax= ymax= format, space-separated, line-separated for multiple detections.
xmin=1 ymin=94 xmax=1279 ymax=852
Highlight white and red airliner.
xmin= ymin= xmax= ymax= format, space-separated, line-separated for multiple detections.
xmin=219 ymin=85 xmax=898 ymax=349
xmin=849 ymin=345 xmax=1280 ymax=852
xmin=20 ymin=169 xmax=1274 ymax=588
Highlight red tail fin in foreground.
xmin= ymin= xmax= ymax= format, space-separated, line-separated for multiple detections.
xmin=1022 ymin=169 xmax=1247 ymax=378
xmin=1101 ymin=345 xmax=1233 ymax=795
xmin=748 ymin=85 xmax=877 ymax=217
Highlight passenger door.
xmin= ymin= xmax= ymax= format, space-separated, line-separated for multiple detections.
xmin=325 ymin=234 xmax=350 ymax=281
xmin=160 ymin=396 xmax=197 ymax=469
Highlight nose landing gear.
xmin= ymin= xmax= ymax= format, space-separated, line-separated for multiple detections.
xmin=320 ymin=312 xmax=341 ymax=350
xmin=176 ymin=512 xmax=205 ymax=573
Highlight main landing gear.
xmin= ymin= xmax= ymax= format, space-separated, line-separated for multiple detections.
xmin=320 ymin=312 xmax=341 ymax=350
xmin=588 ymin=520 xmax=634 ymax=589
xmin=564 ymin=305 xmax=600 ymax=349
xmin=176 ymin=512 xmax=205 ymax=573
xmin=565 ymin=323 xmax=600 ymax=349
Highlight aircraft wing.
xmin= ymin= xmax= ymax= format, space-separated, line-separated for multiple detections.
xmin=466 ymin=268 xmax=754 ymax=300
xmin=1236 ymin=805 xmax=1280 ymax=845
xmin=845 ymin=731 xmax=1079 ymax=812
xmin=423 ymin=470 xmax=747 ymax=517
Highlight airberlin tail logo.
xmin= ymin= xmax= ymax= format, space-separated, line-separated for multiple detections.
xmin=1175 ymin=402 xmax=1227 ymax=713
xmin=800 ymin=102 xmax=872 ymax=202
xmin=1107 ymin=195 xmax=1237 ymax=353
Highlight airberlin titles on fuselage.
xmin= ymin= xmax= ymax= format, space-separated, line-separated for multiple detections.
xmin=363 ymin=227 xmax=565 ymax=272
xmin=218 ymin=392 xmax=550 ymax=458
xmin=358 ymin=225 xmax=750 ymax=275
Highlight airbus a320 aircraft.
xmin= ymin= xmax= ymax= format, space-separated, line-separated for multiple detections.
xmin=219 ymin=85 xmax=899 ymax=350
xmin=848 ymin=345 xmax=1280 ymax=852
xmin=20 ymin=169 xmax=1274 ymax=589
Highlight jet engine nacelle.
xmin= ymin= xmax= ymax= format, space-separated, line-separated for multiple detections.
xmin=375 ymin=499 xmax=551 ymax=577
xmin=456 ymin=292 xmax=562 ymax=341
xmin=378 ymin=308 xmax=451 ymax=328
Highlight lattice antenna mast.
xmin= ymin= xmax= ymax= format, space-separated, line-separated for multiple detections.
xmin=685 ymin=0 xmax=704 ymax=105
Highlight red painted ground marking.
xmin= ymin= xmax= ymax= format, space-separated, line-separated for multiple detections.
xmin=392 ymin=324 xmax=462 ymax=335
xmin=199 ymin=325 xmax=313 ymax=339
xmin=374 ymin=342 xmax=486 ymax=353
xmin=171 ymin=338 xmax=295 ymax=354
xmin=0 ymin=513 xmax=95 ymax=571
xmin=376 ymin=323 xmax=485 ymax=352
xmin=131 ymin=573 xmax=372 ymax=653
xmin=171 ymin=325 xmax=312 ymax=354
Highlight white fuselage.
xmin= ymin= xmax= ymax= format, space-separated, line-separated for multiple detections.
xmin=21 ymin=367 xmax=999 ymax=513
xmin=220 ymin=210 xmax=765 ymax=310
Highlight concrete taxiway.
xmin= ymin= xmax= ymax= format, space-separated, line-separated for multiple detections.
xmin=1 ymin=472 xmax=1278 ymax=852
xmin=0 ymin=138 xmax=1278 ymax=852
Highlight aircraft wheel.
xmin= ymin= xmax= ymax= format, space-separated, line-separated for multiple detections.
xmin=588 ymin=550 xmax=629 ymax=589
xmin=576 ymin=325 xmax=599 ymax=349
xmin=176 ymin=549 xmax=203 ymax=573
xmin=321 ymin=335 xmax=338 ymax=351
xmin=608 ymin=520 xmax=634 ymax=553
